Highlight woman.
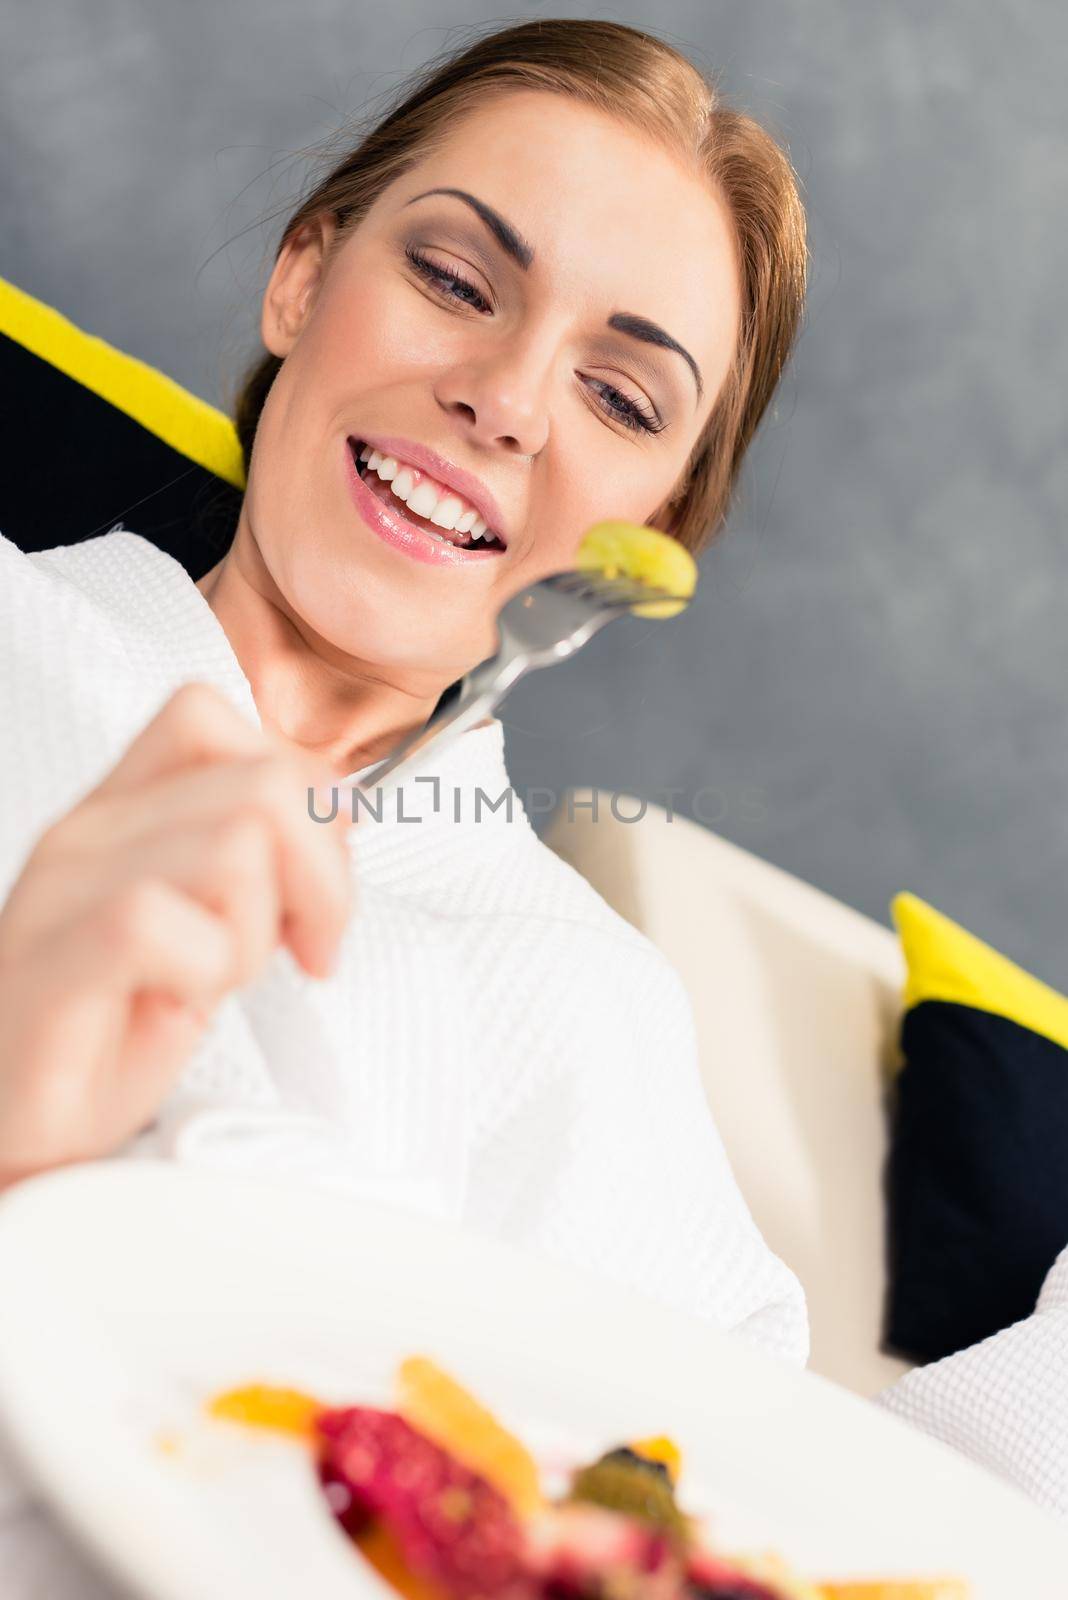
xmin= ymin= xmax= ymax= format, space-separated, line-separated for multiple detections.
xmin=0 ymin=23 xmax=811 ymax=1585
xmin=6 ymin=19 xmax=1059 ymax=1595
xmin=0 ymin=15 xmax=809 ymax=1355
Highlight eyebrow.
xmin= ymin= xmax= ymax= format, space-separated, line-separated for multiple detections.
xmin=403 ymin=187 xmax=704 ymax=403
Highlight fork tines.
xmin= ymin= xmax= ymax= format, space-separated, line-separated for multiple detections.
xmin=545 ymin=569 xmax=690 ymax=606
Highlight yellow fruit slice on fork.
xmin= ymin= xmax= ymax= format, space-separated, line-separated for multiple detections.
xmin=395 ymin=1355 xmax=544 ymax=1517
xmin=575 ymin=520 xmax=698 ymax=619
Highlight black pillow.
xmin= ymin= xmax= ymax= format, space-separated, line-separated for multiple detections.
xmin=0 ymin=274 xmax=244 ymax=579
xmin=884 ymin=892 xmax=1068 ymax=1364
xmin=0 ymin=275 xmax=463 ymax=714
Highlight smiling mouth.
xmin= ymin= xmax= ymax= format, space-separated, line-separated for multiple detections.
xmin=348 ymin=439 xmax=507 ymax=553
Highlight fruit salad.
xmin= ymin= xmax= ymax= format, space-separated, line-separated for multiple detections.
xmin=206 ymin=1358 xmax=969 ymax=1600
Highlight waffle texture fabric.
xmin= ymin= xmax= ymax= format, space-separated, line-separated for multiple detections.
xmin=876 ymin=1243 xmax=1068 ymax=1516
xmin=0 ymin=525 xmax=812 ymax=1597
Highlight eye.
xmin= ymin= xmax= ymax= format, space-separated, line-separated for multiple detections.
xmin=583 ymin=377 xmax=665 ymax=436
xmin=405 ymin=246 xmax=492 ymax=313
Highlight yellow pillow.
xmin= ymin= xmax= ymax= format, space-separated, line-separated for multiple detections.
xmin=893 ymin=890 xmax=1068 ymax=1056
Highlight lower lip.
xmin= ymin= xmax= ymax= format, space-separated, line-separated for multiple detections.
xmin=342 ymin=440 xmax=504 ymax=568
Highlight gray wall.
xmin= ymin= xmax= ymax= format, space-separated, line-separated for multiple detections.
xmin=4 ymin=1 xmax=1067 ymax=978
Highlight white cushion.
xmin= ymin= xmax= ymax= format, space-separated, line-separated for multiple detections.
xmin=544 ymin=789 xmax=912 ymax=1396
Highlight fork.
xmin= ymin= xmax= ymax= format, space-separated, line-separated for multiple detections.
xmin=349 ymin=569 xmax=693 ymax=794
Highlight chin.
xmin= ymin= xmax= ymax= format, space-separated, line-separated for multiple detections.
xmin=306 ymin=583 xmax=461 ymax=676
xmin=263 ymin=508 xmax=490 ymax=678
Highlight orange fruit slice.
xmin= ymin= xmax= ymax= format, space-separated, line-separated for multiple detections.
xmin=395 ymin=1356 xmax=543 ymax=1517
xmin=355 ymin=1522 xmax=447 ymax=1600
xmin=207 ymin=1382 xmax=323 ymax=1439
xmin=821 ymin=1583 xmax=970 ymax=1600
xmin=628 ymin=1434 xmax=683 ymax=1486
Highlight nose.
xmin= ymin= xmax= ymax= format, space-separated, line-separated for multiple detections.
xmin=433 ymin=336 xmax=550 ymax=459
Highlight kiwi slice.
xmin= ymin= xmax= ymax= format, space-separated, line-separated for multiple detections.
xmin=567 ymin=1448 xmax=690 ymax=1541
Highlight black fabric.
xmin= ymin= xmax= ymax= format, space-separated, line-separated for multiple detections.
xmin=884 ymin=998 xmax=1068 ymax=1364
xmin=0 ymin=331 xmax=242 ymax=579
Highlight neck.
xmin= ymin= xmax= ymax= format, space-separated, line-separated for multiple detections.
xmin=194 ymin=523 xmax=456 ymax=781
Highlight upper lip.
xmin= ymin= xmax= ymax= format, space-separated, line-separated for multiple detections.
xmin=353 ymin=433 xmax=510 ymax=546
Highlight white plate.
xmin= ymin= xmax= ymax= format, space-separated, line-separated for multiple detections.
xmin=0 ymin=1160 xmax=1064 ymax=1600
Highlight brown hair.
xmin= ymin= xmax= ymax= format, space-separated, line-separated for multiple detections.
xmin=232 ymin=18 xmax=807 ymax=554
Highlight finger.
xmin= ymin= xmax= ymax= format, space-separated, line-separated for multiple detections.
xmin=0 ymin=961 xmax=204 ymax=1178
xmin=84 ymin=682 xmax=315 ymax=801
xmin=8 ymin=971 xmax=214 ymax=1173
xmin=74 ymin=988 xmax=214 ymax=1162
xmin=5 ymin=883 xmax=238 ymax=1163
xmin=116 ymin=814 xmax=282 ymax=992
xmin=111 ymin=990 xmax=216 ymax=1136
xmin=24 ymin=761 xmax=353 ymax=979
xmin=10 ymin=805 xmax=320 ymax=985
xmin=71 ymin=877 xmax=237 ymax=1009
xmin=94 ymin=750 xmax=354 ymax=862
xmin=88 ymin=759 xmax=352 ymax=978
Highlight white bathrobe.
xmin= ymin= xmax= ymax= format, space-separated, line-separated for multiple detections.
xmin=0 ymin=524 xmax=811 ymax=1595
xmin=0 ymin=527 xmax=1064 ymax=1595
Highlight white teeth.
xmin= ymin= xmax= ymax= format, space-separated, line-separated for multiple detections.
xmin=405 ymin=480 xmax=441 ymax=520
xmin=430 ymin=494 xmax=465 ymax=531
xmin=357 ymin=444 xmax=501 ymax=546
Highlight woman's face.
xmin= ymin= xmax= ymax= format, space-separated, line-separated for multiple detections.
xmin=246 ymin=90 xmax=741 ymax=687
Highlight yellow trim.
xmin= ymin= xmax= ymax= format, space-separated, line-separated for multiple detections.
xmin=891 ymin=891 xmax=1068 ymax=1056
xmin=0 ymin=276 xmax=246 ymax=491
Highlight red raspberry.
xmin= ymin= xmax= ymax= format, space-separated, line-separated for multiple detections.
xmin=316 ymin=1406 xmax=534 ymax=1600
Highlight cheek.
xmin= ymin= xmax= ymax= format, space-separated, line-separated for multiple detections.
xmin=308 ymin=283 xmax=395 ymax=390
xmin=527 ymin=463 xmax=660 ymax=572
xmin=318 ymin=271 xmax=452 ymax=387
xmin=250 ymin=283 xmax=407 ymax=520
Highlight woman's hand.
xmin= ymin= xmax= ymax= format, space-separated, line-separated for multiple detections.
xmin=0 ymin=682 xmax=355 ymax=1191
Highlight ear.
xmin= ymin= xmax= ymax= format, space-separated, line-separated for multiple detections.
xmin=261 ymin=211 xmax=339 ymax=358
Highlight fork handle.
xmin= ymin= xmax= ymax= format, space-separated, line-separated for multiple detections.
xmin=347 ymin=646 xmax=523 ymax=794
